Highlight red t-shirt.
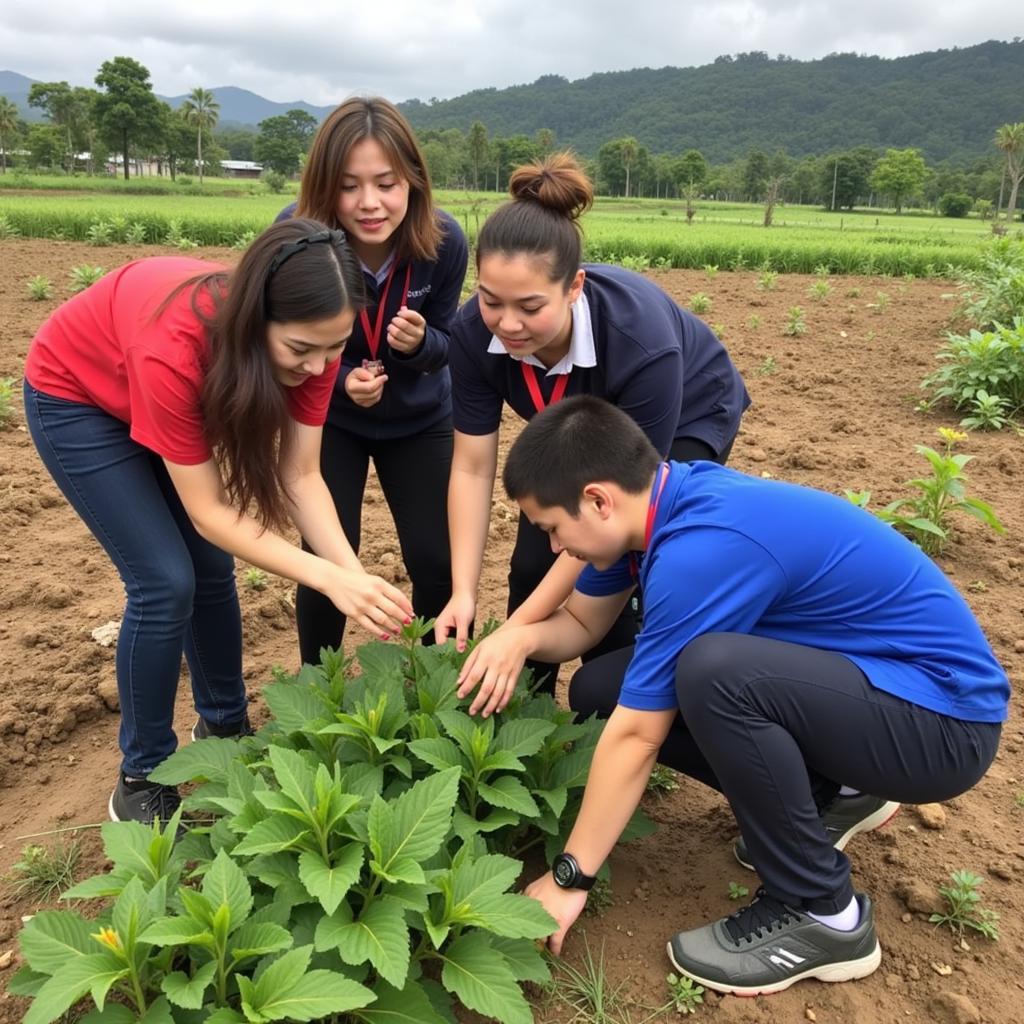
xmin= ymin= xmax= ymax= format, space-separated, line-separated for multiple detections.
xmin=25 ymin=257 xmax=340 ymax=465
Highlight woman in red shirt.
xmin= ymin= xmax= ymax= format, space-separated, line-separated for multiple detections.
xmin=24 ymin=219 xmax=413 ymax=826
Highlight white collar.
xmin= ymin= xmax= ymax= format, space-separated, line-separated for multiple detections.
xmin=486 ymin=292 xmax=596 ymax=375
xmin=362 ymin=249 xmax=396 ymax=285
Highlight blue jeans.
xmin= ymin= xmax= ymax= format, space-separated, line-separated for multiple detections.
xmin=24 ymin=382 xmax=247 ymax=777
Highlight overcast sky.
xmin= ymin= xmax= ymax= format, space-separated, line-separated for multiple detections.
xmin=3 ymin=1 xmax=1020 ymax=104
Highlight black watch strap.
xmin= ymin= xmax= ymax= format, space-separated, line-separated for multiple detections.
xmin=552 ymin=852 xmax=597 ymax=891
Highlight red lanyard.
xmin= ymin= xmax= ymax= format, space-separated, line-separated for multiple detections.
xmin=630 ymin=463 xmax=670 ymax=581
xmin=359 ymin=262 xmax=412 ymax=360
xmin=521 ymin=363 xmax=569 ymax=413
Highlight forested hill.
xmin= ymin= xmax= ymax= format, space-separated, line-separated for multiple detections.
xmin=398 ymin=40 xmax=1024 ymax=163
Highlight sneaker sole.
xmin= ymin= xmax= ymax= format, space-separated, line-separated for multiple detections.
xmin=734 ymin=801 xmax=901 ymax=872
xmin=665 ymin=938 xmax=882 ymax=996
xmin=108 ymin=790 xmax=122 ymax=823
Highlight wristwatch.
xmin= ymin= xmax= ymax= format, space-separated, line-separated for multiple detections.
xmin=552 ymin=852 xmax=597 ymax=891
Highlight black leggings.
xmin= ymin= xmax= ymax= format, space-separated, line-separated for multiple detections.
xmin=509 ymin=435 xmax=734 ymax=693
xmin=569 ymin=635 xmax=1001 ymax=914
xmin=295 ymin=417 xmax=453 ymax=665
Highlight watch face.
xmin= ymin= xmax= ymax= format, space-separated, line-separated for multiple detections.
xmin=554 ymin=856 xmax=575 ymax=887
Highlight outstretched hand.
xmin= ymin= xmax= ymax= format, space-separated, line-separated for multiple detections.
xmin=456 ymin=625 xmax=530 ymax=717
xmin=524 ymin=872 xmax=588 ymax=957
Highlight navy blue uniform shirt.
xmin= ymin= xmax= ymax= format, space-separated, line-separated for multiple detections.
xmin=276 ymin=204 xmax=468 ymax=440
xmin=451 ymin=263 xmax=750 ymax=455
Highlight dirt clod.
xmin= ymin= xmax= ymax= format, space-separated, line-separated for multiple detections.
xmin=926 ymin=992 xmax=981 ymax=1024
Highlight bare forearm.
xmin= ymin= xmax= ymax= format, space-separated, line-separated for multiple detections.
xmin=449 ymin=467 xmax=494 ymax=595
xmin=505 ymin=552 xmax=584 ymax=627
xmin=284 ymin=473 xmax=361 ymax=572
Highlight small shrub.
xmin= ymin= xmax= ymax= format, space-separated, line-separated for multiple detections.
xmin=667 ymin=973 xmax=705 ymax=1015
xmin=69 ymin=265 xmax=105 ymax=293
xmin=929 ymin=870 xmax=1000 ymax=941
xmin=867 ymin=290 xmax=890 ymax=315
xmin=939 ymin=192 xmax=973 ymax=218
xmin=690 ymin=292 xmax=712 ymax=314
xmin=783 ymin=306 xmax=806 ymax=336
xmin=959 ymin=389 xmax=1013 ymax=430
xmin=262 ymin=170 xmax=287 ymax=194
xmin=125 ymin=221 xmax=149 ymax=245
xmin=0 ymin=213 xmax=21 ymax=239
xmin=727 ymin=881 xmax=749 ymax=900
xmin=808 ymin=279 xmax=832 ymax=302
xmin=0 ymin=377 xmax=16 ymax=426
xmin=164 ymin=218 xmax=199 ymax=250
xmin=620 ymin=253 xmax=652 ymax=271
xmin=754 ymin=355 xmax=777 ymax=376
xmin=646 ymin=764 xmax=680 ymax=795
xmin=85 ymin=219 xmax=114 ymax=246
xmin=242 ymin=567 xmax=268 ymax=590
xmin=846 ymin=286 xmax=862 ymax=298
xmin=26 ymin=275 xmax=53 ymax=301
xmin=177 ymin=175 xmax=193 ymax=186
xmin=232 ymin=228 xmax=257 ymax=250
xmin=583 ymin=876 xmax=614 ymax=916
xmin=6 ymin=839 xmax=82 ymax=904
xmin=757 ymin=269 xmax=778 ymax=291
xmin=955 ymin=238 xmax=1024 ymax=330
xmin=702 ymin=264 xmax=719 ymax=279
xmin=747 ymin=314 xmax=762 ymax=330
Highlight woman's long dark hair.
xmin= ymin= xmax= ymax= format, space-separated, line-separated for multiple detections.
xmin=171 ymin=219 xmax=365 ymax=530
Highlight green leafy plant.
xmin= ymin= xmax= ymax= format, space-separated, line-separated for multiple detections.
xmin=689 ymin=293 xmax=711 ymax=314
xmin=583 ymin=876 xmax=614 ymax=917
xmin=26 ymin=275 xmax=53 ymax=301
xmin=808 ymin=279 xmax=832 ymax=302
xmin=754 ymin=355 xmax=777 ymax=376
xmin=666 ymin=972 xmax=705 ymax=1015
xmin=845 ymin=286 xmax=862 ymax=298
xmin=954 ymin=237 xmax=1024 ymax=330
xmin=165 ymin=219 xmax=199 ymax=251
xmin=756 ymin=269 xmax=778 ymax=291
xmin=727 ymin=881 xmax=749 ymax=901
xmin=929 ymin=870 xmax=1000 ymax=941
xmin=646 ymin=764 xmax=680 ymax=795
xmin=69 ymin=265 xmax=105 ymax=293
xmin=921 ymin=319 xmax=1024 ymax=424
xmin=960 ymin=389 xmax=1014 ymax=430
xmin=232 ymin=229 xmax=257 ymax=251
xmin=702 ymin=264 xmax=718 ymax=279
xmin=0 ymin=377 xmax=15 ymax=427
xmin=85 ymin=219 xmax=114 ymax=246
xmin=783 ymin=306 xmax=806 ymax=336
xmin=845 ymin=428 xmax=1004 ymax=556
xmin=262 ymin=170 xmax=288 ymax=194
xmin=545 ymin=935 xmax=632 ymax=1023
xmin=747 ymin=314 xmax=762 ymax=330
xmin=0 ymin=213 xmax=21 ymax=239
xmin=13 ymin=633 xmax=652 ymax=1023
xmin=867 ymin=290 xmax=890 ymax=314
xmin=242 ymin=567 xmax=268 ymax=591
xmin=124 ymin=221 xmax=149 ymax=245
xmin=6 ymin=839 xmax=83 ymax=904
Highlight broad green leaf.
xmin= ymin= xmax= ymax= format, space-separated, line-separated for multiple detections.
xmin=368 ymin=766 xmax=460 ymax=876
xmin=407 ymin=737 xmax=464 ymax=772
xmin=139 ymin=916 xmax=213 ymax=947
xmin=79 ymin=1004 xmax=137 ymax=1023
xmin=491 ymin=936 xmax=551 ymax=983
xmin=384 ymin=880 xmax=434 ymax=914
xmin=448 ymin=853 xmax=521 ymax=908
xmin=148 ymin=737 xmax=239 ymax=785
xmin=202 ymin=848 xmax=253 ymax=925
xmin=493 ymin=718 xmax=557 ymax=758
xmin=268 ymin=746 xmax=317 ymax=815
xmin=354 ymin=979 xmax=449 ymax=1023
xmin=229 ymin=920 xmax=293 ymax=961
xmin=343 ymin=763 xmax=385 ymax=803
xmin=452 ymin=807 xmax=518 ymax=841
xmin=316 ymin=896 xmax=410 ymax=988
xmin=6 ymin=965 xmax=48 ymax=997
xmin=477 ymin=775 xmax=540 ymax=817
xmin=356 ymin=640 xmax=408 ymax=681
xmin=18 ymin=910 xmax=96 ymax=973
xmin=111 ymin=876 xmax=152 ymax=956
xmin=100 ymin=820 xmax=162 ymax=882
xmin=62 ymin=868 xmax=133 ymax=901
xmin=619 ymin=804 xmax=658 ymax=843
xmin=264 ymin=680 xmax=327 ymax=733
xmin=298 ymin=844 xmax=363 ymax=914
xmin=440 ymin=932 xmax=531 ymax=1024
xmin=179 ymin=888 xmax=215 ymax=927
xmin=232 ymin=813 xmax=311 ymax=856
xmin=204 ymin=1009 xmax=247 ymax=1024
xmin=369 ymin=854 xmax=425 ymax=885
xmin=471 ymin=892 xmax=557 ymax=938
xmin=479 ymin=750 xmax=526 ymax=773
xmin=548 ymin=745 xmax=594 ymax=788
xmin=137 ymin=997 xmax=175 ymax=1024
xmin=24 ymin=953 xmax=126 ymax=1024
xmin=435 ymin=710 xmax=476 ymax=752
xmin=161 ymin=960 xmax=216 ymax=1009
xmin=535 ymin=786 xmax=567 ymax=817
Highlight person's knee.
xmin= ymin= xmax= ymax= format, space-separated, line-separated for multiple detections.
xmin=151 ymin=563 xmax=197 ymax=621
xmin=675 ymin=633 xmax=738 ymax=717
xmin=568 ymin=661 xmax=616 ymax=720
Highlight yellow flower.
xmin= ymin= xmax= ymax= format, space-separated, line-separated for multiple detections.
xmin=937 ymin=427 xmax=968 ymax=445
xmin=92 ymin=926 xmax=124 ymax=953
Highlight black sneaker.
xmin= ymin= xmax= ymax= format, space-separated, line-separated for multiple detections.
xmin=191 ymin=714 xmax=254 ymax=742
xmin=109 ymin=774 xmax=182 ymax=827
xmin=667 ymin=889 xmax=881 ymax=996
xmin=734 ymin=794 xmax=900 ymax=871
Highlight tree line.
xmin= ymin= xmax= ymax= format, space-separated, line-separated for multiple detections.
xmin=0 ymin=56 xmax=1020 ymax=219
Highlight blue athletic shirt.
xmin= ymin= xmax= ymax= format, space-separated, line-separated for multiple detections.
xmin=575 ymin=461 xmax=1009 ymax=723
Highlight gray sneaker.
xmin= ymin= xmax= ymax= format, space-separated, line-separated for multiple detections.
xmin=191 ymin=714 xmax=254 ymax=742
xmin=734 ymin=794 xmax=900 ymax=871
xmin=667 ymin=889 xmax=881 ymax=996
xmin=109 ymin=775 xmax=182 ymax=827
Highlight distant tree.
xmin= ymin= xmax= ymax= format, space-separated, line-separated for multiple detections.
xmin=788 ymin=156 xmax=820 ymax=205
xmin=620 ymin=136 xmax=639 ymax=198
xmin=253 ymin=111 xmax=315 ymax=176
xmin=468 ymin=121 xmax=488 ymax=190
xmin=27 ymin=81 xmax=94 ymax=174
xmin=743 ymin=149 xmax=770 ymax=200
xmin=94 ymin=57 xmax=164 ymax=179
xmin=869 ymin=147 xmax=927 ymax=213
xmin=0 ymin=97 xmax=18 ymax=173
xmin=821 ymin=147 xmax=878 ymax=210
xmin=675 ymin=149 xmax=708 ymax=192
xmin=492 ymin=134 xmax=538 ymax=192
xmin=216 ymin=127 xmax=257 ymax=161
xmin=597 ymin=137 xmax=646 ymax=196
xmin=180 ymin=87 xmax=220 ymax=184
xmin=156 ymin=103 xmax=195 ymax=180
xmin=938 ymin=192 xmax=973 ymax=218
xmin=285 ymin=109 xmax=319 ymax=150
xmin=27 ymin=124 xmax=64 ymax=170
xmin=535 ymin=127 xmax=555 ymax=156
xmin=763 ymin=175 xmax=785 ymax=226
xmin=994 ymin=122 xmax=1024 ymax=221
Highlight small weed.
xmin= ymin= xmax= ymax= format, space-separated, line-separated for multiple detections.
xmin=784 ymin=306 xmax=807 ymax=337
xmin=959 ymin=390 xmax=1014 ymax=431
xmin=808 ymin=279 xmax=832 ymax=302
xmin=646 ymin=764 xmax=681 ymax=795
xmin=0 ymin=377 xmax=16 ymax=426
xmin=69 ymin=265 xmax=105 ymax=293
xmin=814 ymin=263 xmax=831 ymax=277
xmin=1014 ymin=792 xmax=1024 ymax=808
xmin=584 ymin=877 xmax=614 ymax=917
xmin=747 ymin=314 xmax=762 ymax=330
xmin=727 ymin=881 xmax=749 ymax=901
xmin=757 ymin=269 xmax=778 ymax=291
xmin=702 ymin=264 xmax=718 ymax=280
xmin=966 ymin=579 xmax=989 ymax=593
xmin=929 ymin=870 xmax=1000 ymax=941
xmin=689 ymin=293 xmax=712 ymax=314
xmin=165 ymin=219 xmax=199 ymax=250
xmin=845 ymin=286 xmax=862 ymax=298
xmin=6 ymin=839 xmax=83 ymax=904
xmin=269 ymin=663 xmax=290 ymax=684
xmin=85 ymin=220 xmax=114 ymax=246
xmin=545 ymin=934 xmax=632 ymax=1023
xmin=867 ymin=291 xmax=891 ymax=314
xmin=232 ymin=229 xmax=257 ymax=250
xmin=27 ymin=275 xmax=53 ymax=301
xmin=754 ymin=355 xmax=777 ymax=376
xmin=666 ymin=973 xmax=705 ymax=1015
xmin=242 ymin=567 xmax=269 ymax=590
xmin=0 ymin=214 xmax=21 ymax=239
xmin=125 ymin=221 xmax=149 ymax=245
xmin=711 ymin=323 xmax=726 ymax=339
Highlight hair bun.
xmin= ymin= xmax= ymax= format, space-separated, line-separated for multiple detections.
xmin=508 ymin=153 xmax=593 ymax=221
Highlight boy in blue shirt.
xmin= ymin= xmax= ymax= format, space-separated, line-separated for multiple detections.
xmin=457 ymin=395 xmax=1007 ymax=996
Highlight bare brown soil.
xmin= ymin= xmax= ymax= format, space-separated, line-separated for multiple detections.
xmin=0 ymin=239 xmax=1021 ymax=1023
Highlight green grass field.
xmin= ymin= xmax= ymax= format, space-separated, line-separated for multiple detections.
xmin=0 ymin=176 xmax=1009 ymax=275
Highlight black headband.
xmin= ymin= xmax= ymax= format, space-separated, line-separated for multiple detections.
xmin=267 ymin=227 xmax=348 ymax=278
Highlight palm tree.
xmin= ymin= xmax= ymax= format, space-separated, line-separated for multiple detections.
xmin=181 ymin=87 xmax=220 ymax=184
xmin=994 ymin=122 xmax=1024 ymax=222
xmin=0 ymin=97 xmax=19 ymax=174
